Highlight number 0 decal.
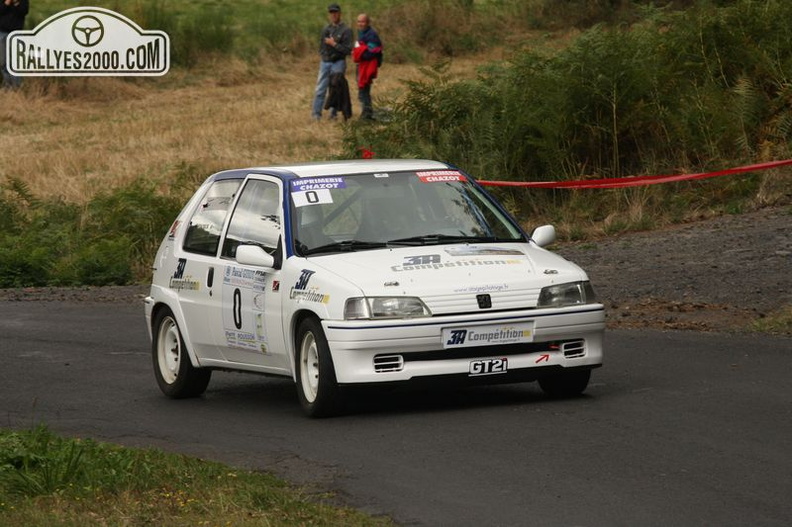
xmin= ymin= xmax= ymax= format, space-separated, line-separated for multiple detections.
xmin=232 ymin=288 xmax=242 ymax=329
xmin=292 ymin=189 xmax=333 ymax=207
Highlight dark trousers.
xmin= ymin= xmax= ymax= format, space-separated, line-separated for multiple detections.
xmin=358 ymin=84 xmax=373 ymax=119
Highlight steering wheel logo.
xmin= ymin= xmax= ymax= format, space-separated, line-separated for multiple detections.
xmin=71 ymin=15 xmax=105 ymax=47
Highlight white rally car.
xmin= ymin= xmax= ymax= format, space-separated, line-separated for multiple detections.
xmin=144 ymin=159 xmax=605 ymax=417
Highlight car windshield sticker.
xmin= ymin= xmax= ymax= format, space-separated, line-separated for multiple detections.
xmin=290 ymin=177 xmax=345 ymax=207
xmin=415 ymin=170 xmax=466 ymax=183
xmin=222 ymin=265 xmax=269 ymax=352
xmin=292 ymin=189 xmax=333 ymax=207
xmin=445 ymin=246 xmax=525 ymax=256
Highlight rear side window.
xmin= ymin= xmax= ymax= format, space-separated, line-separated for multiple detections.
xmin=183 ymin=179 xmax=242 ymax=256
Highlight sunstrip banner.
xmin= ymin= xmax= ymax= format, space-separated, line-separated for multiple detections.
xmin=477 ymin=159 xmax=792 ymax=189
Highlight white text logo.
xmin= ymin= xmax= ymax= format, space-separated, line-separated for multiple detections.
xmin=7 ymin=7 xmax=169 ymax=77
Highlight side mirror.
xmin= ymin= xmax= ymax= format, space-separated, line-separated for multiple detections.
xmin=530 ymin=225 xmax=556 ymax=247
xmin=236 ymin=245 xmax=276 ymax=269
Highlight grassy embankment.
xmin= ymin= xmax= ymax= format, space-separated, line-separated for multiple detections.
xmin=0 ymin=426 xmax=393 ymax=526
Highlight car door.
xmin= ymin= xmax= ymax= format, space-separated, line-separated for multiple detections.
xmin=213 ymin=176 xmax=288 ymax=372
xmin=176 ymin=177 xmax=242 ymax=362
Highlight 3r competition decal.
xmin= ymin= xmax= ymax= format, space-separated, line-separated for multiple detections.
xmin=443 ymin=322 xmax=534 ymax=349
xmin=289 ymin=269 xmax=330 ymax=304
xmin=169 ymin=258 xmax=200 ymax=290
xmin=391 ymin=253 xmax=523 ymax=272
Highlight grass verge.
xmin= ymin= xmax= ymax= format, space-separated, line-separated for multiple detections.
xmin=750 ymin=306 xmax=792 ymax=336
xmin=0 ymin=426 xmax=393 ymax=526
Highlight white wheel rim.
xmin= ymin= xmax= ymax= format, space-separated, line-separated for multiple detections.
xmin=157 ymin=316 xmax=181 ymax=384
xmin=300 ymin=332 xmax=320 ymax=403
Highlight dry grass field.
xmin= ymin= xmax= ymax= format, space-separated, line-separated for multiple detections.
xmin=0 ymin=53 xmax=493 ymax=203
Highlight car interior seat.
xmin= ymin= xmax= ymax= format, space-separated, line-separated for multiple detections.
xmin=295 ymin=205 xmax=333 ymax=251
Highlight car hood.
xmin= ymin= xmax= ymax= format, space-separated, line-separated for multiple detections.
xmin=307 ymin=243 xmax=588 ymax=313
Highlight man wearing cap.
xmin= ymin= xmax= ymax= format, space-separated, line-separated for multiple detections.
xmin=311 ymin=3 xmax=353 ymax=121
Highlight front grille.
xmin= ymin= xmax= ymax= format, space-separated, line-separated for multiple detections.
xmin=400 ymin=339 xmax=584 ymax=363
xmin=372 ymin=339 xmax=587 ymax=372
xmin=561 ymin=339 xmax=586 ymax=358
xmin=422 ymin=288 xmax=541 ymax=315
xmin=374 ymin=354 xmax=404 ymax=373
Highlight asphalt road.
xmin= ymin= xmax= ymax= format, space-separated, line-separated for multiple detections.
xmin=1 ymin=301 xmax=791 ymax=526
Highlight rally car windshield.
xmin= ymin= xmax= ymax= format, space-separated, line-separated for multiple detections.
xmin=290 ymin=170 xmax=524 ymax=256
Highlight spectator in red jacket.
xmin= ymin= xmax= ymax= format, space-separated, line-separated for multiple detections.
xmin=352 ymin=13 xmax=382 ymax=120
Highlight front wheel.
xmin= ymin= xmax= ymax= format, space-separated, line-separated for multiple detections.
xmin=152 ymin=307 xmax=211 ymax=398
xmin=295 ymin=317 xmax=342 ymax=417
xmin=538 ymin=369 xmax=591 ymax=399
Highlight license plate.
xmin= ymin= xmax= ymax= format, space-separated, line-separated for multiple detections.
xmin=469 ymin=358 xmax=508 ymax=376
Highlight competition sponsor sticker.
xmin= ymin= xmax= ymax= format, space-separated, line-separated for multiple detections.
xmin=292 ymin=189 xmax=332 ymax=207
xmin=416 ymin=170 xmax=466 ymax=183
xmin=167 ymin=220 xmax=181 ymax=239
xmin=291 ymin=177 xmax=345 ymax=207
xmin=391 ymin=257 xmax=522 ymax=272
xmin=290 ymin=177 xmax=346 ymax=191
xmin=222 ymin=266 xmax=268 ymax=351
xmin=443 ymin=322 xmax=534 ymax=349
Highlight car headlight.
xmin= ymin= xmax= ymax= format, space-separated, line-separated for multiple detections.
xmin=537 ymin=281 xmax=597 ymax=308
xmin=344 ymin=297 xmax=431 ymax=320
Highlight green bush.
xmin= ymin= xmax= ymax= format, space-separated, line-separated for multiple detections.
xmin=0 ymin=178 xmax=183 ymax=287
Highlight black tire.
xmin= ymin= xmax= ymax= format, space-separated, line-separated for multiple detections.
xmin=152 ymin=307 xmax=211 ymax=398
xmin=295 ymin=317 xmax=343 ymax=417
xmin=538 ymin=369 xmax=591 ymax=399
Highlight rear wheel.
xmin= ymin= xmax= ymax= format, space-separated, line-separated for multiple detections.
xmin=295 ymin=317 xmax=342 ymax=417
xmin=152 ymin=307 xmax=211 ymax=398
xmin=538 ymin=369 xmax=591 ymax=398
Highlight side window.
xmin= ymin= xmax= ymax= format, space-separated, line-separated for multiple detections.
xmin=222 ymin=179 xmax=282 ymax=258
xmin=183 ymin=179 xmax=242 ymax=255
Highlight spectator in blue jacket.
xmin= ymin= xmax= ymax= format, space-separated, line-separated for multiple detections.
xmin=311 ymin=3 xmax=353 ymax=121
xmin=353 ymin=13 xmax=383 ymax=120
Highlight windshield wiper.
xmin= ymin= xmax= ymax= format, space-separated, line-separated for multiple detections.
xmin=302 ymin=240 xmax=389 ymax=256
xmin=387 ymin=234 xmax=507 ymax=246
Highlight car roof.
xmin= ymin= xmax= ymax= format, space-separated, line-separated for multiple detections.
xmin=211 ymin=159 xmax=454 ymax=181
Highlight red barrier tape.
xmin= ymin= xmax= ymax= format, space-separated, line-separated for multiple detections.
xmin=477 ymin=159 xmax=792 ymax=189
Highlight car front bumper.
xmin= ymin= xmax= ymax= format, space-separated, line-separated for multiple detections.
xmin=323 ymin=305 xmax=605 ymax=384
